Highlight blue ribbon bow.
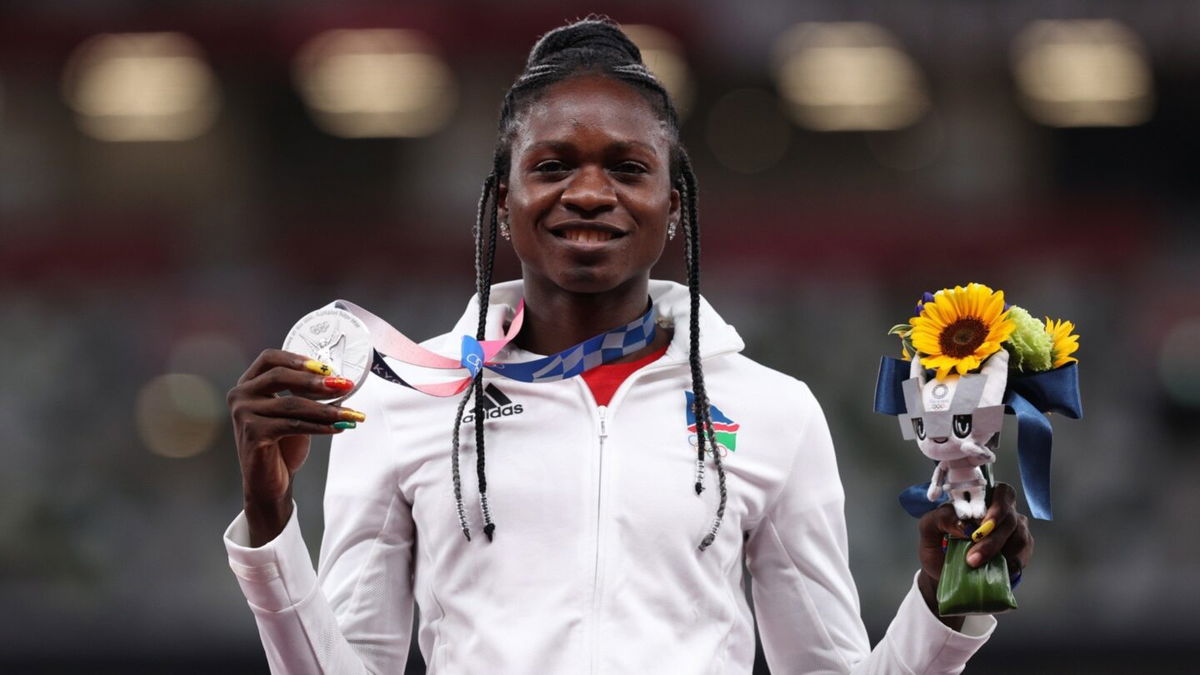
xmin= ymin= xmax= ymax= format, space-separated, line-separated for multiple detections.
xmin=874 ymin=356 xmax=1082 ymax=520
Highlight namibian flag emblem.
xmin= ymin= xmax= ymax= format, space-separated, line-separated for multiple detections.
xmin=685 ymin=391 xmax=740 ymax=454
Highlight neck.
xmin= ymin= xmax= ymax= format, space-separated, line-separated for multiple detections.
xmin=515 ymin=275 xmax=661 ymax=358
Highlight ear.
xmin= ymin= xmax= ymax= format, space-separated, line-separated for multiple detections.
xmin=909 ymin=351 xmax=927 ymax=388
xmin=979 ymin=348 xmax=1010 ymax=406
xmin=669 ymin=186 xmax=681 ymax=230
xmin=497 ymin=180 xmax=508 ymax=223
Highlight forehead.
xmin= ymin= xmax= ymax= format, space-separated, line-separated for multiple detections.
xmin=512 ymin=74 xmax=670 ymax=154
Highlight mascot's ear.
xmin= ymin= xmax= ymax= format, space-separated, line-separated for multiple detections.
xmin=979 ymin=348 xmax=1010 ymax=406
xmin=909 ymin=352 xmax=927 ymax=388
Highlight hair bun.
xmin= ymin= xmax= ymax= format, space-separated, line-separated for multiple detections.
xmin=526 ymin=16 xmax=642 ymax=69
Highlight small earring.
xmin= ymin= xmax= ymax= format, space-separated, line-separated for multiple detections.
xmin=667 ymin=220 xmax=677 ymax=240
xmin=499 ymin=217 xmax=511 ymax=241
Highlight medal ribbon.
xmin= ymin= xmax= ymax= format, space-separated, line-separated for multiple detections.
xmin=335 ymin=299 xmax=657 ymax=397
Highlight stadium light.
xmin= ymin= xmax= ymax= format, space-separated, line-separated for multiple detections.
xmin=1012 ymin=19 xmax=1153 ymax=127
xmin=772 ymin=22 xmax=929 ymax=132
xmin=62 ymin=32 xmax=220 ymax=142
xmin=294 ymin=29 xmax=457 ymax=139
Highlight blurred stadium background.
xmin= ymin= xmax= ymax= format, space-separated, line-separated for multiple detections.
xmin=2 ymin=1 xmax=1198 ymax=673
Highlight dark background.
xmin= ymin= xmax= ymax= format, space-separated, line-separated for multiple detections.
xmin=2 ymin=1 xmax=1198 ymax=673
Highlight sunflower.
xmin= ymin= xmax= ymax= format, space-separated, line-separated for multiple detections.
xmin=1045 ymin=317 xmax=1080 ymax=368
xmin=910 ymin=283 xmax=1015 ymax=380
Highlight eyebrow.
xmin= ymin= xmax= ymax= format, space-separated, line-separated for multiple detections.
xmin=526 ymin=140 xmax=659 ymax=154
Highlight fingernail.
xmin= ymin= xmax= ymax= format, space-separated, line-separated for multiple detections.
xmin=971 ymin=519 xmax=996 ymax=542
xmin=332 ymin=421 xmax=357 ymax=430
xmin=339 ymin=409 xmax=367 ymax=423
xmin=324 ymin=376 xmax=354 ymax=390
xmin=304 ymin=359 xmax=333 ymax=375
xmin=967 ymin=551 xmax=982 ymax=567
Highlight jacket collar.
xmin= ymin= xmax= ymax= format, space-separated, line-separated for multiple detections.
xmin=446 ymin=279 xmax=744 ymax=364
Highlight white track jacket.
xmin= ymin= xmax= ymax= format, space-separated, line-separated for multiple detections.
xmin=225 ymin=280 xmax=996 ymax=674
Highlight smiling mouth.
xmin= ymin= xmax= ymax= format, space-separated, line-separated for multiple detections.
xmin=552 ymin=227 xmax=626 ymax=243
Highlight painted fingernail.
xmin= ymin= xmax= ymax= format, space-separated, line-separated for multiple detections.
xmin=332 ymin=421 xmax=357 ymax=430
xmin=967 ymin=551 xmax=982 ymax=567
xmin=971 ymin=520 xmax=996 ymax=542
xmin=324 ymin=376 xmax=354 ymax=390
xmin=339 ymin=409 xmax=367 ymax=423
xmin=304 ymin=359 xmax=333 ymax=375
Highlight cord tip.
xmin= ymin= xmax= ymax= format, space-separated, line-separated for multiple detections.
xmin=461 ymin=528 xmax=472 ymax=542
xmin=483 ymin=523 xmax=496 ymax=542
xmin=698 ymin=534 xmax=715 ymax=551
xmin=694 ymin=481 xmax=704 ymax=495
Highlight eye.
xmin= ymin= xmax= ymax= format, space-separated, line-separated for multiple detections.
xmin=612 ymin=161 xmax=648 ymax=175
xmin=533 ymin=160 xmax=570 ymax=174
xmin=912 ymin=417 xmax=926 ymax=440
xmin=953 ymin=414 xmax=972 ymax=438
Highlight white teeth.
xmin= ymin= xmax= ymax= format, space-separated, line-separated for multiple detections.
xmin=563 ymin=229 xmax=614 ymax=243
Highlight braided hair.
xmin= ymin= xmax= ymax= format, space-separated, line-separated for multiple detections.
xmin=452 ymin=16 xmax=727 ymax=551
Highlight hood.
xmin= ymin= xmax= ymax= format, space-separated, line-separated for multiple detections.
xmin=442 ymin=279 xmax=745 ymax=365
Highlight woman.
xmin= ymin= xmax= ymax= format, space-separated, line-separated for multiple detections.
xmin=224 ymin=17 xmax=1032 ymax=673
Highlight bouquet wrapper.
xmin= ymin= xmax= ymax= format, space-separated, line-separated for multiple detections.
xmin=938 ymin=537 xmax=1018 ymax=616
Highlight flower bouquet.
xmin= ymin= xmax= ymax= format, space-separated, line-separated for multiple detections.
xmin=874 ymin=283 xmax=1082 ymax=616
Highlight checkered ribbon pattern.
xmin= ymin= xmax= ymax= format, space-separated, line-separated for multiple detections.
xmin=336 ymin=298 xmax=656 ymax=398
xmin=488 ymin=306 xmax=656 ymax=383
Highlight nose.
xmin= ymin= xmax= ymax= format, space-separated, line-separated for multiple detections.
xmin=561 ymin=164 xmax=617 ymax=216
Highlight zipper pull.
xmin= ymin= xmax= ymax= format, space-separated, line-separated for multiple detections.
xmin=597 ymin=405 xmax=608 ymax=441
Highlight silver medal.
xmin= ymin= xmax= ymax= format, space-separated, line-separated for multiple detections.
xmin=282 ymin=306 xmax=372 ymax=402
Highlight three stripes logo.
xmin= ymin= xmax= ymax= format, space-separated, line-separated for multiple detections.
xmin=461 ymin=383 xmax=525 ymax=424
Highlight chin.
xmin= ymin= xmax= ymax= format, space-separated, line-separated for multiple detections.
xmin=525 ymin=262 xmax=647 ymax=296
xmin=553 ymin=267 xmax=628 ymax=294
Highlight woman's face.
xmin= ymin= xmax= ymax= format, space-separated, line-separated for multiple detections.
xmin=499 ymin=74 xmax=680 ymax=296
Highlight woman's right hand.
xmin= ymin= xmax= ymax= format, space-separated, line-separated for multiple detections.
xmin=227 ymin=349 xmax=365 ymax=546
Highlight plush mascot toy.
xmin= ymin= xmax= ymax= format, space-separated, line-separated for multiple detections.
xmin=900 ymin=349 xmax=1008 ymax=520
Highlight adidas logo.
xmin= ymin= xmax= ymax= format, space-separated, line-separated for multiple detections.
xmin=461 ymin=383 xmax=525 ymax=424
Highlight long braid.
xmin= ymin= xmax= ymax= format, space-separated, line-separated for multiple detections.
xmin=475 ymin=159 xmax=502 ymax=541
xmin=449 ymin=385 xmax=475 ymax=541
xmin=450 ymin=172 xmax=497 ymax=542
xmin=678 ymin=152 xmax=727 ymax=551
xmin=679 ymin=162 xmax=706 ymax=495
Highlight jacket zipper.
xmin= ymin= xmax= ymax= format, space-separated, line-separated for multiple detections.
xmin=589 ymin=404 xmax=607 ymax=675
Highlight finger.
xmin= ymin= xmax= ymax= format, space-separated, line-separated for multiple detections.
xmin=238 ymin=366 xmax=355 ymax=399
xmin=244 ymin=395 xmax=367 ymax=425
xmin=917 ymin=503 xmax=969 ymax=580
xmin=919 ymin=502 xmax=970 ymax=543
xmin=964 ymin=482 xmax=1018 ymax=543
xmin=964 ymin=485 xmax=1020 ymax=567
xmin=237 ymin=349 xmax=333 ymax=386
xmin=258 ymin=413 xmax=350 ymax=439
xmin=990 ymin=482 xmax=1018 ymax=510
xmin=965 ymin=511 xmax=1018 ymax=567
xmin=1001 ymin=513 xmax=1034 ymax=571
xmin=238 ymin=416 xmax=348 ymax=453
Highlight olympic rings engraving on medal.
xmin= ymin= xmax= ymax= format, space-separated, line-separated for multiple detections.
xmin=283 ymin=306 xmax=372 ymax=403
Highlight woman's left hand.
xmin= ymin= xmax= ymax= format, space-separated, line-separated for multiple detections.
xmin=915 ymin=482 xmax=1035 ymax=629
